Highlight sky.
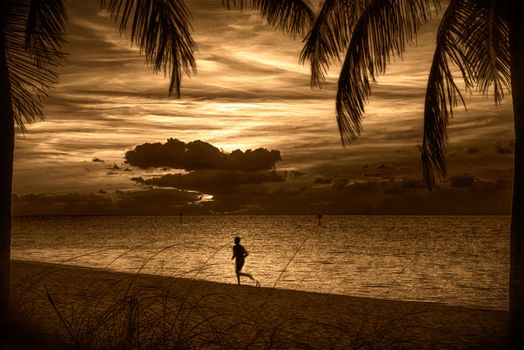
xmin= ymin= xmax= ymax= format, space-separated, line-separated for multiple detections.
xmin=12 ymin=0 xmax=515 ymax=215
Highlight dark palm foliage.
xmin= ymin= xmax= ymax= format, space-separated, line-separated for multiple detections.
xmin=0 ymin=0 xmax=196 ymax=320
xmin=100 ymin=0 xmax=197 ymax=97
xmin=301 ymin=0 xmax=510 ymax=186
xmin=296 ymin=0 xmax=521 ymax=346
xmin=223 ymin=0 xmax=316 ymax=37
xmin=4 ymin=0 xmax=67 ymax=131
xmin=421 ymin=0 xmax=510 ymax=184
xmin=5 ymin=0 xmax=196 ymax=120
xmin=237 ymin=0 xmax=521 ymax=347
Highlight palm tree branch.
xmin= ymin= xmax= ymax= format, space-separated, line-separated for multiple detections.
xmin=459 ymin=0 xmax=510 ymax=105
xmin=421 ymin=0 xmax=477 ymax=186
xmin=336 ymin=0 xmax=438 ymax=146
xmin=25 ymin=0 xmax=68 ymax=67
xmin=422 ymin=0 xmax=510 ymax=187
xmin=100 ymin=0 xmax=197 ymax=97
xmin=223 ymin=0 xmax=316 ymax=38
xmin=300 ymin=0 xmax=367 ymax=88
xmin=3 ymin=0 xmax=67 ymax=130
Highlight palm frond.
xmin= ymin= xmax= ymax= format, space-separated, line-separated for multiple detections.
xmin=223 ymin=0 xmax=316 ymax=38
xmin=3 ymin=0 xmax=67 ymax=130
xmin=100 ymin=0 xmax=197 ymax=97
xmin=421 ymin=0 xmax=510 ymax=187
xmin=421 ymin=0 xmax=477 ymax=187
xmin=300 ymin=0 xmax=366 ymax=88
xmin=336 ymin=0 xmax=439 ymax=145
xmin=25 ymin=0 xmax=68 ymax=67
xmin=459 ymin=0 xmax=510 ymax=105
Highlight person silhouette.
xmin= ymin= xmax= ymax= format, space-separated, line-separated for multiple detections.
xmin=231 ymin=236 xmax=259 ymax=286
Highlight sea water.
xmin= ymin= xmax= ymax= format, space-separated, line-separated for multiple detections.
xmin=11 ymin=215 xmax=509 ymax=310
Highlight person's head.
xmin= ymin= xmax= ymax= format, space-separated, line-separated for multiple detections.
xmin=234 ymin=236 xmax=240 ymax=245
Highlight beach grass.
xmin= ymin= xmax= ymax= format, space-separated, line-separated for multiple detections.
xmin=2 ymin=260 xmax=508 ymax=349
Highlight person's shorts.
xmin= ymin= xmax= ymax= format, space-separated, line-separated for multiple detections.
xmin=235 ymin=259 xmax=244 ymax=272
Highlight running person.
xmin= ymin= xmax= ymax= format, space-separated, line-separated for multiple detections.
xmin=231 ymin=236 xmax=259 ymax=286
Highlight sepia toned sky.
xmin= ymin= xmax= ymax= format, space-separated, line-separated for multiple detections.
xmin=12 ymin=0 xmax=515 ymax=215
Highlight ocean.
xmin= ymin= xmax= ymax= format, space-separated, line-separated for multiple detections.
xmin=11 ymin=215 xmax=509 ymax=310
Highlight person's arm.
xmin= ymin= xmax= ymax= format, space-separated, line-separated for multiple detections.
xmin=243 ymin=249 xmax=249 ymax=258
xmin=232 ymin=247 xmax=236 ymax=260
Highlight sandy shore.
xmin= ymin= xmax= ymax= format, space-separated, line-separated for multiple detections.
xmin=7 ymin=259 xmax=507 ymax=349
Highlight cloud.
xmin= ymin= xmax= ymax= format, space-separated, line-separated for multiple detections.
xmin=494 ymin=140 xmax=514 ymax=155
xmin=313 ymin=177 xmax=332 ymax=184
xmin=375 ymin=163 xmax=397 ymax=170
xmin=468 ymin=178 xmax=511 ymax=193
xmin=115 ymin=189 xmax=201 ymax=214
xmin=12 ymin=0 xmax=515 ymax=209
xmin=13 ymin=171 xmax=513 ymax=216
xmin=125 ymin=138 xmax=282 ymax=170
xmin=132 ymin=169 xmax=284 ymax=194
xmin=332 ymin=178 xmax=349 ymax=190
xmin=13 ymin=189 xmax=202 ymax=216
xmin=400 ymin=178 xmax=426 ymax=189
xmin=12 ymin=192 xmax=115 ymax=216
xmin=449 ymin=174 xmax=476 ymax=188
xmin=464 ymin=146 xmax=481 ymax=154
xmin=250 ymin=177 xmax=512 ymax=215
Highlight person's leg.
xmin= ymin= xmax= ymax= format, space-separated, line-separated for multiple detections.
xmin=236 ymin=260 xmax=244 ymax=285
xmin=239 ymin=272 xmax=255 ymax=281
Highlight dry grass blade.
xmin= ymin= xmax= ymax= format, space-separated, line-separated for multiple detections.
xmin=45 ymin=286 xmax=77 ymax=346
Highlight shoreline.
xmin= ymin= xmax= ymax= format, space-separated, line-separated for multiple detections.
xmin=12 ymin=259 xmax=506 ymax=312
xmin=9 ymin=259 xmax=508 ymax=349
xmin=12 ymin=214 xmax=512 ymax=217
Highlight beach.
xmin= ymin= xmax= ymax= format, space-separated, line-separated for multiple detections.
xmin=5 ymin=259 xmax=507 ymax=349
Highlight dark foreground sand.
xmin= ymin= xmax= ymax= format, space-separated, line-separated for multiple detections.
xmin=5 ymin=260 xmax=507 ymax=349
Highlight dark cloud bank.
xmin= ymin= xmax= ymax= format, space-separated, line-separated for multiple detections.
xmin=12 ymin=189 xmax=203 ymax=216
xmin=13 ymin=176 xmax=512 ymax=216
xmin=12 ymin=138 xmax=513 ymax=216
xmin=125 ymin=138 xmax=281 ymax=171
xmin=125 ymin=138 xmax=285 ymax=197
xmin=132 ymin=170 xmax=284 ymax=194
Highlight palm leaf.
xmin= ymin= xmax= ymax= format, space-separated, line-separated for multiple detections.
xmin=459 ymin=0 xmax=510 ymax=104
xmin=421 ymin=0 xmax=510 ymax=187
xmin=422 ymin=0 xmax=471 ymax=186
xmin=336 ymin=0 xmax=439 ymax=145
xmin=300 ymin=0 xmax=367 ymax=88
xmin=223 ymin=0 xmax=316 ymax=37
xmin=25 ymin=0 xmax=68 ymax=66
xmin=3 ymin=0 xmax=67 ymax=130
xmin=100 ymin=0 xmax=197 ymax=97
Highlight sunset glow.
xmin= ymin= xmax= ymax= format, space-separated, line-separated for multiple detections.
xmin=12 ymin=0 xmax=514 ymax=214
